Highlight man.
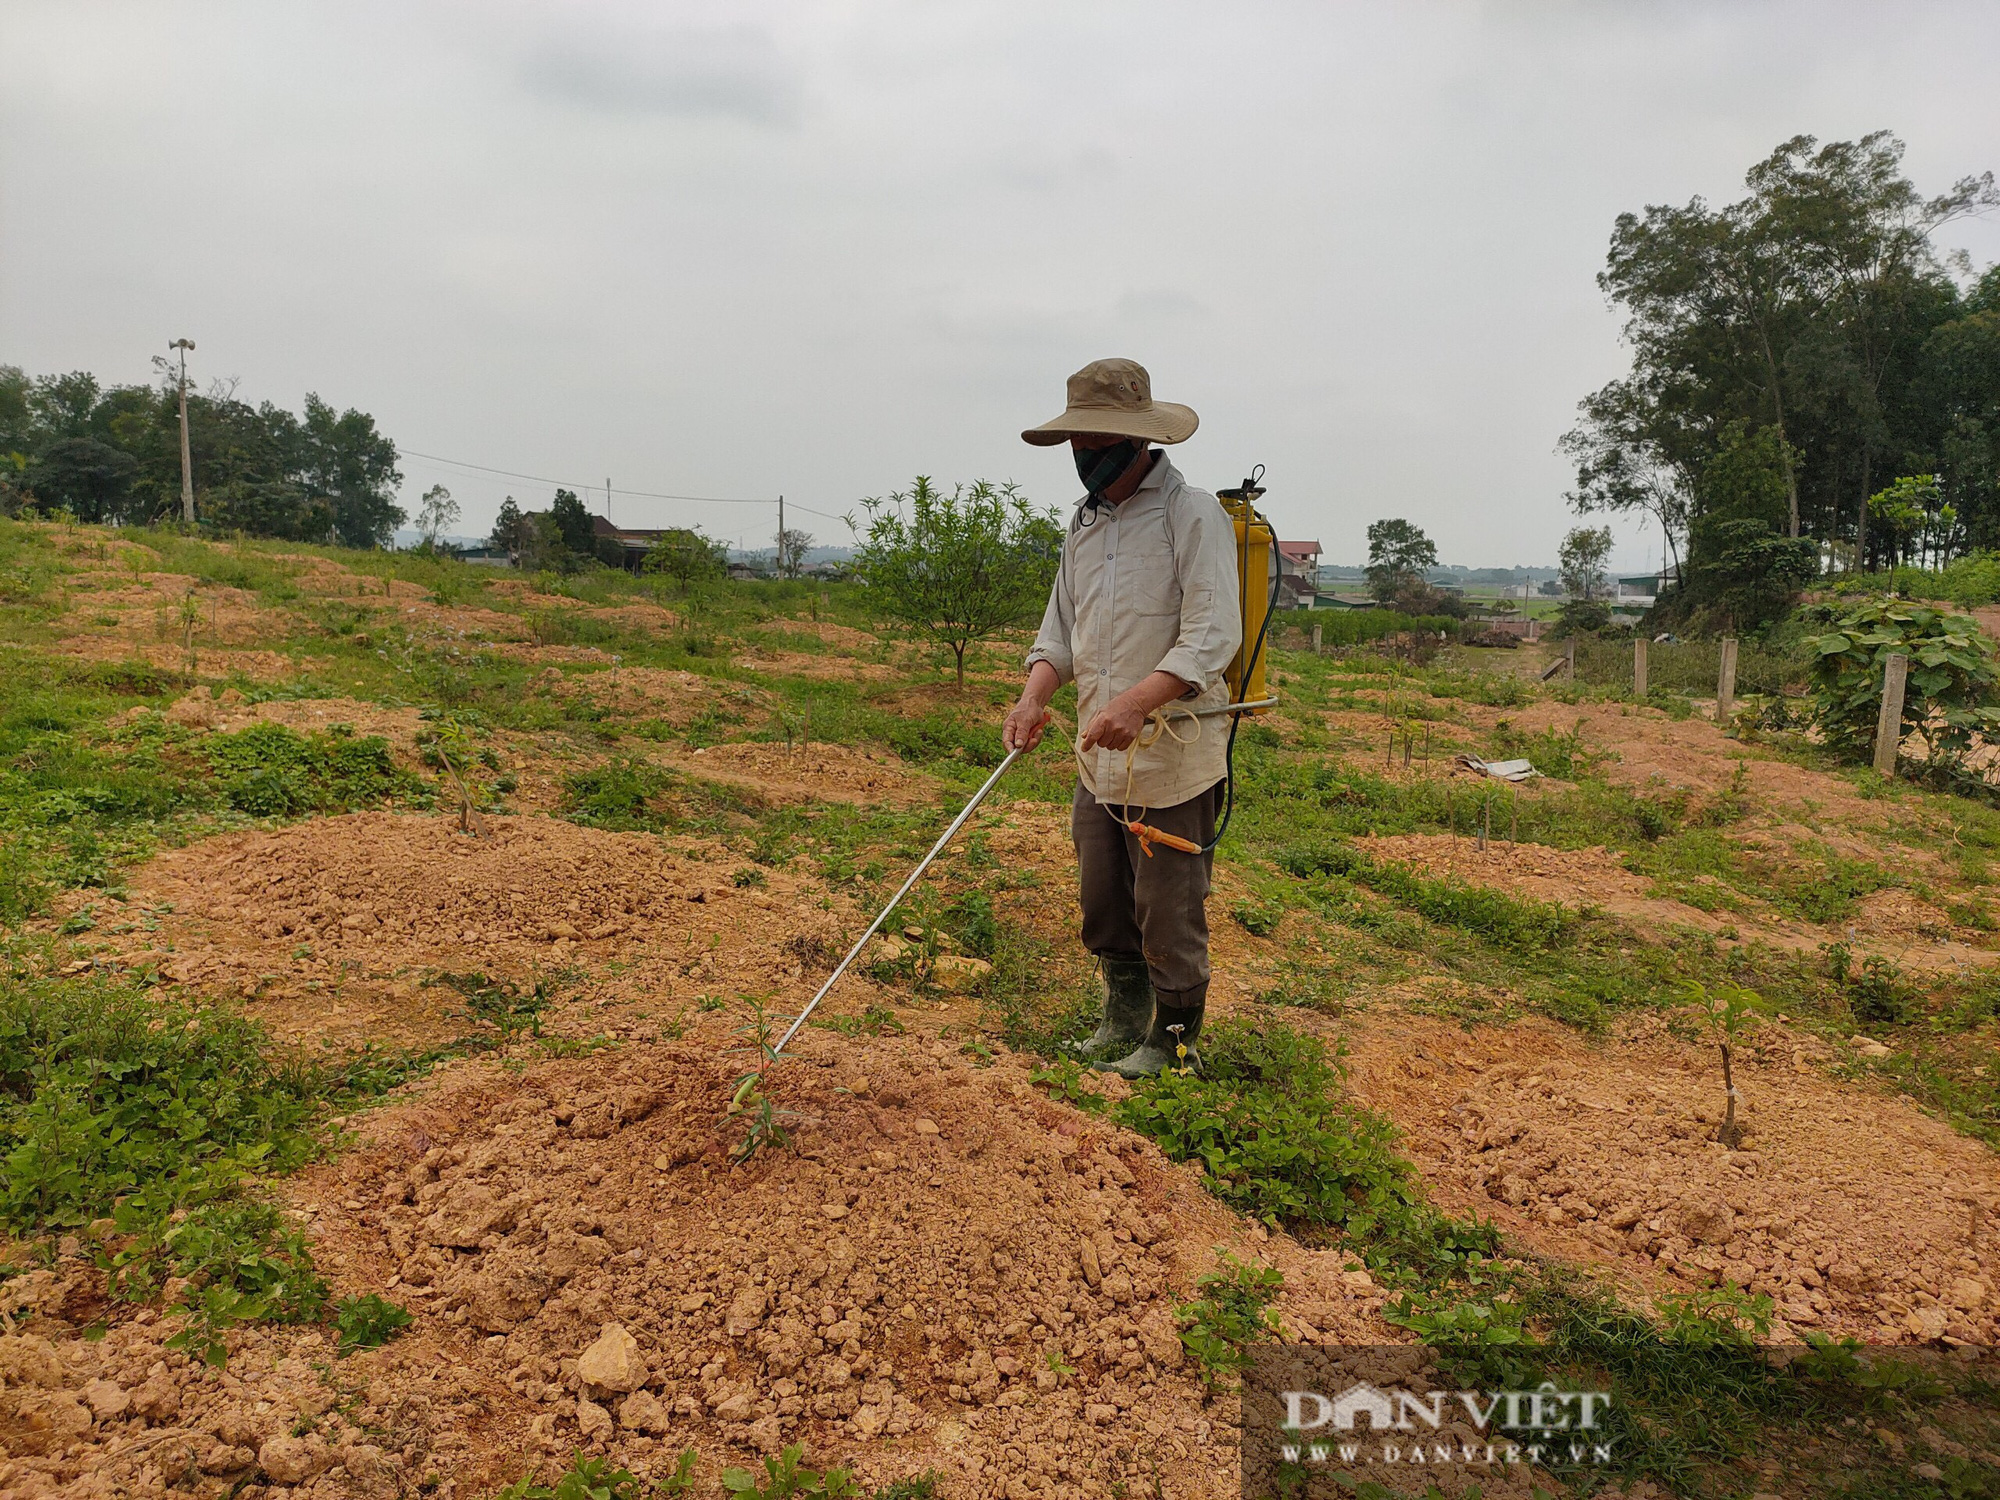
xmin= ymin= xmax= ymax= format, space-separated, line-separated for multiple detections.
xmin=1001 ymin=358 xmax=1242 ymax=1078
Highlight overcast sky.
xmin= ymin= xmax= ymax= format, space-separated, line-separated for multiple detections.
xmin=5 ymin=1 xmax=1999 ymax=569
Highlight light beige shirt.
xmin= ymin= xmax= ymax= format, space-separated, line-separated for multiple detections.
xmin=1026 ymin=454 xmax=1243 ymax=810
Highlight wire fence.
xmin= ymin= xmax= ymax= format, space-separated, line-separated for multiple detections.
xmin=1570 ymin=636 xmax=1810 ymax=699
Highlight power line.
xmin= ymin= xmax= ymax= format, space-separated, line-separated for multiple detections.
xmin=396 ymin=446 xmax=849 ymax=524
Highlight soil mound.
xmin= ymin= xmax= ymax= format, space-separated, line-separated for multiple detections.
xmin=296 ymin=1032 xmax=1393 ymax=1499
xmin=1340 ymin=1012 xmax=2000 ymax=1345
xmin=0 ymin=1031 xmax=1407 ymax=1500
xmin=668 ymin=742 xmax=935 ymax=806
xmin=98 ymin=812 xmax=846 ymax=1049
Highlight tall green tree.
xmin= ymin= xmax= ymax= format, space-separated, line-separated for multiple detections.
xmin=1364 ymin=518 xmax=1438 ymax=603
xmin=1557 ymin=525 xmax=1613 ymax=600
xmin=851 ymin=477 xmax=1061 ymax=686
xmin=640 ymin=527 xmax=728 ymax=594
xmin=1566 ymin=131 xmax=2000 ymax=612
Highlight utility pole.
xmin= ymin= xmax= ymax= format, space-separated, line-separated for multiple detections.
xmin=778 ymin=494 xmax=785 ymax=576
xmin=169 ymin=339 xmax=195 ymax=523
xmin=606 ymin=477 xmax=612 ymax=525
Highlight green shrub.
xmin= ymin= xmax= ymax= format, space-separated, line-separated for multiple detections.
xmin=496 ymin=1451 xmax=697 ymax=1500
xmin=202 ymin=722 xmax=421 ymax=816
xmin=1174 ymin=1250 xmax=1283 ymax=1384
xmin=334 ymin=1292 xmax=414 ymax=1354
xmin=723 ymin=1444 xmax=861 ymax=1499
xmin=1805 ymin=598 xmax=2000 ymax=768
xmin=559 ymin=758 xmax=675 ymax=831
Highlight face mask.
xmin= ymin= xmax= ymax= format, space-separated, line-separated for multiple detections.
xmin=1074 ymin=439 xmax=1144 ymax=498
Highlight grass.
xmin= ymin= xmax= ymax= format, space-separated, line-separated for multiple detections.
xmin=0 ymin=942 xmax=458 ymax=1363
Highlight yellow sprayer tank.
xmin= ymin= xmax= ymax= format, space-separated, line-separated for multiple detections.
xmin=1217 ymin=468 xmax=1276 ymax=709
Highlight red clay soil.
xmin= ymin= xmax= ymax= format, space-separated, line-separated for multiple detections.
xmin=1329 ymin=1007 xmax=2000 ymax=1345
xmin=0 ymin=1029 xmax=1421 ymax=1500
xmin=76 ymin=812 xmax=861 ymax=1053
xmin=1354 ymin=832 xmax=1998 ymax=973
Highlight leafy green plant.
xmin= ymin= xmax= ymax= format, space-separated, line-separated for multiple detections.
xmin=1174 ymin=1250 xmax=1284 ymax=1385
xmin=495 ymin=1449 xmax=697 ymax=1500
xmin=106 ymin=1199 xmax=329 ymax=1366
xmin=722 ymin=1443 xmax=860 ymax=1499
xmin=202 ymin=722 xmax=421 ymax=817
xmin=1676 ymin=978 xmax=1760 ymax=1148
xmin=334 ymin=1292 xmax=413 ymax=1354
xmin=817 ymin=1003 xmax=904 ymax=1038
xmin=435 ymin=971 xmax=550 ymax=1053
xmin=1652 ymin=1283 xmax=1774 ymax=1347
xmin=1382 ymin=1289 xmax=1531 ymax=1346
xmin=1806 ymin=598 xmax=2000 ymax=770
xmin=1229 ymin=899 xmax=1282 ymax=937
xmin=726 ymin=994 xmax=795 ymax=1164
xmin=1029 ymin=1055 xmax=1108 ymax=1115
xmin=559 ymin=759 xmax=675 ymax=832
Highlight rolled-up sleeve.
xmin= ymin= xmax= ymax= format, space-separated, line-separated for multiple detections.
xmin=1024 ymin=550 xmax=1076 ymax=686
xmin=1154 ymin=497 xmax=1243 ymax=695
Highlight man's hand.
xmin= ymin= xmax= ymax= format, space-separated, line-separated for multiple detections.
xmin=1080 ymin=670 xmax=1197 ymax=754
xmin=1079 ymin=699 xmax=1147 ymax=752
xmin=1003 ymin=661 xmax=1063 ymax=752
xmin=1002 ymin=699 xmax=1051 ymax=753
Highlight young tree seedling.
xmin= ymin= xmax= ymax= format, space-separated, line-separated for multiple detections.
xmin=1679 ymin=978 xmax=1758 ymax=1149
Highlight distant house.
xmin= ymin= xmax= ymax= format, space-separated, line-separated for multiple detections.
xmin=1276 ymin=540 xmax=1322 ymax=609
xmin=590 ymin=516 xmax=679 ymax=573
xmin=1312 ymin=592 xmax=1379 ymax=611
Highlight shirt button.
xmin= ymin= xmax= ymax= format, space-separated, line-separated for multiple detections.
xmin=1105 ymin=552 xmax=1114 ymax=560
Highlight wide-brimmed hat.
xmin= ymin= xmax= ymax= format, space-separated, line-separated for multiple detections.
xmin=1021 ymin=358 xmax=1199 ymax=446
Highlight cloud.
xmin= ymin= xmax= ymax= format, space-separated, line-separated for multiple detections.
xmin=518 ymin=23 xmax=800 ymax=126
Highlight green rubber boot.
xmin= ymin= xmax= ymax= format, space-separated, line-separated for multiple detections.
xmin=1093 ymin=985 xmax=1205 ymax=1079
xmin=1070 ymin=954 xmax=1154 ymax=1059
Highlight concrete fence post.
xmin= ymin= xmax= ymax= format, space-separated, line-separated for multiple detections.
xmin=1633 ymin=637 xmax=1648 ymax=698
xmin=1566 ymin=638 xmax=1576 ymax=680
xmin=1874 ymin=652 xmax=1909 ymax=776
xmin=1716 ymin=637 xmax=1738 ymax=723
xmin=1312 ymin=622 xmax=1322 ymax=656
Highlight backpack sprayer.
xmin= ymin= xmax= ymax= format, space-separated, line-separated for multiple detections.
xmin=774 ymin=467 xmax=1282 ymax=1053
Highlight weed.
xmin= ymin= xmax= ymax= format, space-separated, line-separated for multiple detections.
xmin=731 ymin=865 xmax=768 ymax=889
xmin=434 ymin=971 xmax=550 ymax=1053
xmin=1174 ymin=1250 xmax=1284 ymax=1386
xmin=203 ymin=722 xmax=423 ymax=817
xmin=496 ymin=1449 xmax=697 ymax=1500
xmin=1277 ymin=839 xmax=1574 ymax=952
xmin=559 ymin=759 xmax=675 ymax=832
xmin=722 ymin=1443 xmax=861 ymax=1499
xmin=1029 ymin=1056 xmax=1108 ymax=1115
xmin=1229 ymin=898 xmax=1283 ymax=937
xmin=334 ymin=1292 xmax=414 ymax=1354
xmin=1652 ymin=1284 xmax=1774 ymax=1347
xmin=1253 ymin=956 xmax=1340 ymax=1010
xmin=817 ymin=1003 xmax=904 ymax=1038
xmin=118 ymin=1199 xmax=328 ymax=1366
xmin=1381 ymin=1288 xmax=1531 ymax=1347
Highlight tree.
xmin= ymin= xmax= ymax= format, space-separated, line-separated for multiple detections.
xmin=1564 ymin=131 xmax=2000 ymax=604
xmin=549 ymin=488 xmax=594 ymax=558
xmin=414 ymin=484 xmax=460 ymax=550
xmin=775 ymin=527 xmax=813 ymax=579
xmin=24 ymin=437 xmax=139 ymax=523
xmin=851 ymin=477 xmax=1061 ymax=686
xmin=1364 ymin=518 xmax=1438 ymax=604
xmin=641 ymin=527 xmax=728 ymax=594
xmin=490 ymin=496 xmax=532 ymax=556
xmin=1557 ymin=525 xmax=1614 ymax=601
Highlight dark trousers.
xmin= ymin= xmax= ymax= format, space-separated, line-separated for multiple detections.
xmin=1071 ymin=780 xmax=1221 ymax=996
